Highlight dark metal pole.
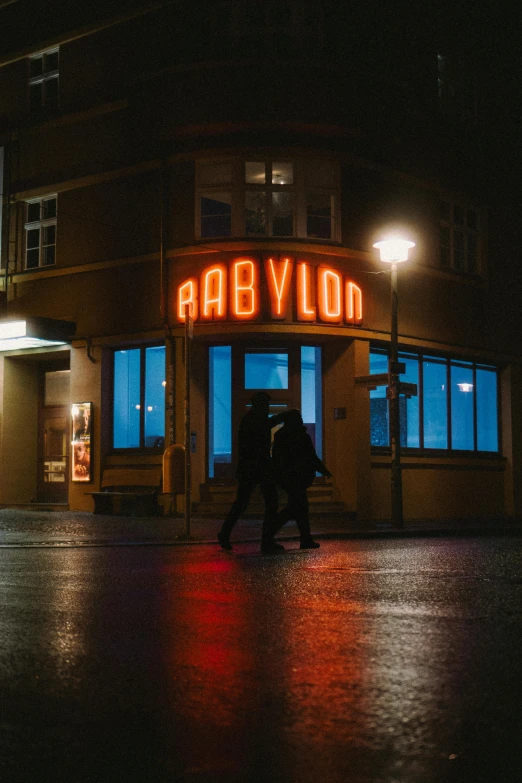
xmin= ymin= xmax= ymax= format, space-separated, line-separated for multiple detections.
xmin=184 ymin=307 xmax=191 ymax=538
xmin=389 ymin=262 xmax=403 ymax=529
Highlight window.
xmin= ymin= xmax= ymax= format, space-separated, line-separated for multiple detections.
xmin=113 ymin=346 xmax=166 ymax=449
xmin=28 ymin=49 xmax=59 ymax=112
xmin=25 ymin=196 xmax=57 ymax=269
xmin=440 ymin=199 xmax=480 ymax=274
xmin=196 ymin=158 xmax=339 ymax=241
xmin=370 ymin=347 xmax=499 ymax=454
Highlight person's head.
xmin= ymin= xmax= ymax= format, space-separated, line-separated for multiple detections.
xmin=250 ymin=391 xmax=271 ymax=416
xmin=281 ymin=409 xmax=304 ymax=431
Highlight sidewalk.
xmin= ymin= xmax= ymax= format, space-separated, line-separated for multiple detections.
xmin=0 ymin=507 xmax=521 ymax=547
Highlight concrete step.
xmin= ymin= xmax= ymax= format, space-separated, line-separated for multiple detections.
xmin=196 ymin=482 xmax=346 ymax=517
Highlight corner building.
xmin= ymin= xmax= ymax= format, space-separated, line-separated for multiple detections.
xmin=0 ymin=1 xmax=521 ymax=523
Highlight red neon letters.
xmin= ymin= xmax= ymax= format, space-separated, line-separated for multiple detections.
xmin=177 ymin=258 xmax=363 ymax=325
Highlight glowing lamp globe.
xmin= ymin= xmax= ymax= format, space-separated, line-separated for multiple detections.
xmin=373 ymin=238 xmax=415 ymax=263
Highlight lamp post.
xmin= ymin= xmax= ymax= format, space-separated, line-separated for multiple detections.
xmin=373 ymin=237 xmax=415 ymax=529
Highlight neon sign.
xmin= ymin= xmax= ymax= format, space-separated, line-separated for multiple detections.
xmin=177 ymin=258 xmax=363 ymax=326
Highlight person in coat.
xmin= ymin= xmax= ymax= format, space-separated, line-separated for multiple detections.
xmin=218 ymin=391 xmax=285 ymax=554
xmin=271 ymin=409 xmax=332 ymax=549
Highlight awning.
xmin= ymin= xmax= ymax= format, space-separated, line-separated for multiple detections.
xmin=0 ymin=317 xmax=76 ymax=351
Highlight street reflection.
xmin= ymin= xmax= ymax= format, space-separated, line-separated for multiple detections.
xmin=159 ymin=544 xmax=455 ymax=779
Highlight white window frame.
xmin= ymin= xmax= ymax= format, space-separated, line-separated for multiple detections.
xmin=196 ymin=157 xmax=340 ymax=242
xmin=28 ymin=48 xmax=59 ymax=112
xmin=24 ymin=195 xmax=57 ymax=270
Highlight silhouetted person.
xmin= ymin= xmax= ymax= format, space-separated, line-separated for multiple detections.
xmin=272 ymin=409 xmax=332 ymax=549
xmin=218 ymin=391 xmax=285 ymax=554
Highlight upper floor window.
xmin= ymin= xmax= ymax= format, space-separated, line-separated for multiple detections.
xmin=28 ymin=48 xmax=59 ymax=112
xmin=113 ymin=346 xmax=166 ymax=450
xmin=370 ymin=347 xmax=499 ymax=454
xmin=196 ymin=157 xmax=339 ymax=242
xmin=440 ymin=199 xmax=480 ymax=275
xmin=25 ymin=196 xmax=57 ymax=269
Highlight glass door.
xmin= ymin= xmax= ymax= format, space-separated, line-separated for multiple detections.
xmin=208 ymin=344 xmax=322 ymax=479
xmin=38 ymin=367 xmax=70 ymax=502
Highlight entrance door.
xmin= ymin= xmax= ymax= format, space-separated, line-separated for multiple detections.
xmin=208 ymin=343 xmax=322 ymax=480
xmin=37 ymin=367 xmax=70 ymax=502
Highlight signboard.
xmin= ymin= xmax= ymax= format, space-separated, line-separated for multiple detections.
xmin=354 ymin=373 xmax=390 ymax=388
xmin=71 ymin=402 xmax=92 ymax=482
xmin=177 ymin=257 xmax=364 ymax=327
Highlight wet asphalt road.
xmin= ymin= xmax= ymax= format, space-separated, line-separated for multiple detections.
xmin=0 ymin=536 xmax=521 ymax=783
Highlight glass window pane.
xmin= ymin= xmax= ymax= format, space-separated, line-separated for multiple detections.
xmin=27 ymin=227 xmax=40 ymax=249
xmin=451 ymin=364 xmax=474 ymax=450
xmin=306 ymin=192 xmax=333 ymax=239
xmin=453 ymin=230 xmax=465 ymax=270
xmin=399 ymin=355 xmax=419 ymax=447
xmin=26 ymin=248 xmax=39 ymax=269
xmin=476 ymin=368 xmax=498 ymax=452
xmin=245 ymin=191 xmax=266 ymax=235
xmin=245 ymin=162 xmax=266 ymax=184
xmin=209 ymin=346 xmax=232 ymax=478
xmin=200 ymin=193 xmax=232 ymax=237
xmin=29 ymin=56 xmax=43 ymax=78
xmin=113 ymin=349 xmax=141 ymax=448
xmin=43 ymin=245 xmax=55 ymax=266
xmin=301 ymin=346 xmax=322 ymax=457
xmin=272 ymin=191 xmax=293 ymax=236
xmin=27 ymin=202 xmax=40 ymax=222
xmin=43 ymin=224 xmax=56 ymax=245
xmin=272 ymin=162 xmax=293 ymax=184
xmin=44 ymin=51 xmax=59 ymax=73
xmin=245 ymin=353 xmax=288 ymax=389
xmin=43 ymin=198 xmax=57 ymax=219
xmin=199 ymin=162 xmax=232 ymax=186
xmin=370 ymin=349 xmax=389 ymax=446
xmin=440 ymin=225 xmax=450 ymax=266
xmin=423 ymin=359 xmax=448 ymax=448
xmin=144 ymin=346 xmax=166 ymax=448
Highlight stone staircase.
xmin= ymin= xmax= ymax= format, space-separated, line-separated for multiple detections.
xmin=196 ymin=480 xmax=347 ymax=517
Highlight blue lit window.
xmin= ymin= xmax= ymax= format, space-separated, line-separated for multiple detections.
xmin=113 ymin=346 xmax=165 ymax=449
xmin=244 ymin=353 xmax=288 ymax=389
xmin=370 ymin=346 xmax=499 ymax=454
xmin=209 ymin=346 xmax=232 ymax=478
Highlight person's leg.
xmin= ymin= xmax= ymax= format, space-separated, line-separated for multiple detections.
xmin=293 ymin=488 xmax=320 ymax=549
xmin=218 ymin=479 xmax=256 ymax=548
xmin=260 ymin=480 xmax=285 ymax=553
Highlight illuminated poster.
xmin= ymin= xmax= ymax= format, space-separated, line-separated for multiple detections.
xmin=71 ymin=402 xmax=92 ymax=482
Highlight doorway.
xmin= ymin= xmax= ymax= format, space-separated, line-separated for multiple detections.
xmin=208 ymin=343 xmax=322 ymax=480
xmin=37 ymin=365 xmax=70 ymax=502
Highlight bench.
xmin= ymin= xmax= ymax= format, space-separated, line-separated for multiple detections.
xmin=87 ymin=466 xmax=163 ymax=516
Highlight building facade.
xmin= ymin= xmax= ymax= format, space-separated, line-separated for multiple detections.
xmin=0 ymin=0 xmax=521 ymax=522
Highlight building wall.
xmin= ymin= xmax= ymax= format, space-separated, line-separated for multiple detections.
xmin=0 ymin=355 xmax=39 ymax=503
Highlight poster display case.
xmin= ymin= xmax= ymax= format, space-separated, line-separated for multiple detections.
xmin=71 ymin=402 xmax=92 ymax=482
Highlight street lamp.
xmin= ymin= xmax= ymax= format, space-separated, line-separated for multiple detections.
xmin=373 ymin=237 xmax=415 ymax=529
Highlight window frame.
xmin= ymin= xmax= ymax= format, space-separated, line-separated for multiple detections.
xmin=439 ymin=197 xmax=481 ymax=276
xmin=370 ymin=345 xmax=501 ymax=456
xmin=196 ymin=156 xmax=340 ymax=242
xmin=24 ymin=195 xmax=58 ymax=270
xmin=111 ymin=344 xmax=166 ymax=452
xmin=28 ymin=48 xmax=59 ymax=113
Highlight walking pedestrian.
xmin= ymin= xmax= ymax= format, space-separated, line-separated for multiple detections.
xmin=272 ymin=409 xmax=332 ymax=549
xmin=218 ymin=391 xmax=285 ymax=554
